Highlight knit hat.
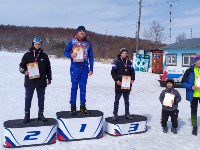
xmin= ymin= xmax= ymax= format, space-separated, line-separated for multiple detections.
xmin=193 ymin=54 xmax=200 ymax=63
xmin=32 ymin=37 xmax=42 ymax=46
xmin=77 ymin=25 xmax=86 ymax=33
xmin=119 ymin=48 xmax=128 ymax=55
xmin=166 ymin=78 xmax=174 ymax=85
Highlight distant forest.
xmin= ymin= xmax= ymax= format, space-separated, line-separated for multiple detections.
xmin=0 ymin=24 xmax=155 ymax=59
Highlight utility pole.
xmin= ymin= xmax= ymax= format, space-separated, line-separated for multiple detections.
xmin=169 ymin=3 xmax=172 ymax=44
xmin=191 ymin=28 xmax=193 ymax=39
xmin=136 ymin=0 xmax=142 ymax=54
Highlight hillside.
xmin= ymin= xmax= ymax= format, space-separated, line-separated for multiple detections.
xmin=0 ymin=25 xmax=154 ymax=59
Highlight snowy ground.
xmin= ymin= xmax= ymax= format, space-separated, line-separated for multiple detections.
xmin=0 ymin=51 xmax=200 ymax=150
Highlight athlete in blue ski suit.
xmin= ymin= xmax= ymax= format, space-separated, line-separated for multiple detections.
xmin=64 ymin=26 xmax=94 ymax=115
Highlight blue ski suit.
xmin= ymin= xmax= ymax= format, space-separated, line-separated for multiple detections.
xmin=64 ymin=37 xmax=94 ymax=104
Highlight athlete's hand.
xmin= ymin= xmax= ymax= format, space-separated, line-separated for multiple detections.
xmin=88 ymin=71 xmax=93 ymax=76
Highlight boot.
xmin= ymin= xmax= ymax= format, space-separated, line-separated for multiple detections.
xmin=23 ymin=112 xmax=30 ymax=123
xmin=38 ymin=112 xmax=47 ymax=122
xmin=171 ymin=127 xmax=177 ymax=134
xmin=80 ymin=104 xmax=90 ymax=115
xmin=163 ymin=127 xmax=168 ymax=133
xmin=192 ymin=126 xmax=198 ymax=136
xmin=112 ymin=114 xmax=118 ymax=121
xmin=70 ymin=104 xmax=77 ymax=115
xmin=125 ymin=113 xmax=134 ymax=120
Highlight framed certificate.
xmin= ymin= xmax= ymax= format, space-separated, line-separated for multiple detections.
xmin=72 ymin=46 xmax=84 ymax=62
xmin=121 ymin=76 xmax=131 ymax=90
xmin=163 ymin=93 xmax=175 ymax=107
xmin=26 ymin=62 xmax=40 ymax=79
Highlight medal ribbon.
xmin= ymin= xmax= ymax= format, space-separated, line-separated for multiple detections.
xmin=34 ymin=50 xmax=41 ymax=62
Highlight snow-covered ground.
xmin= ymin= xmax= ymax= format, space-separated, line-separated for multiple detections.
xmin=0 ymin=51 xmax=199 ymax=150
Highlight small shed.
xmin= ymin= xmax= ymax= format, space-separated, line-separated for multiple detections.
xmin=159 ymin=38 xmax=200 ymax=86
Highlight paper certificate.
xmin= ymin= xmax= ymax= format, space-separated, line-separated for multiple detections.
xmin=73 ymin=46 xmax=84 ymax=62
xmin=163 ymin=93 xmax=175 ymax=107
xmin=27 ymin=62 xmax=40 ymax=79
xmin=121 ymin=76 xmax=131 ymax=90
xmin=196 ymin=76 xmax=200 ymax=87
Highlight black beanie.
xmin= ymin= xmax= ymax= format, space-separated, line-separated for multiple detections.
xmin=77 ymin=25 xmax=86 ymax=33
xmin=166 ymin=78 xmax=174 ymax=85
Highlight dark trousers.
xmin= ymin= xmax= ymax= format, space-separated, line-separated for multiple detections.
xmin=161 ymin=109 xmax=179 ymax=128
xmin=113 ymin=91 xmax=130 ymax=115
xmin=25 ymin=87 xmax=46 ymax=113
xmin=191 ymin=97 xmax=200 ymax=127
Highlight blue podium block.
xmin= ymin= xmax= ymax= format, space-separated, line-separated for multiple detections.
xmin=56 ymin=110 xmax=104 ymax=141
xmin=3 ymin=118 xmax=57 ymax=148
xmin=105 ymin=114 xmax=147 ymax=136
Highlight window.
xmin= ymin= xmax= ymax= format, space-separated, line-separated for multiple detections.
xmin=166 ymin=54 xmax=177 ymax=66
xmin=182 ymin=53 xmax=196 ymax=67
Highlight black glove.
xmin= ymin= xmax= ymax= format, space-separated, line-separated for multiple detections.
xmin=47 ymin=80 xmax=51 ymax=85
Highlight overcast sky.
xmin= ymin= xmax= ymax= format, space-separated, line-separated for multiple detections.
xmin=0 ymin=0 xmax=200 ymax=44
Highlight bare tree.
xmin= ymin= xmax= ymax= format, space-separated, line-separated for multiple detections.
xmin=143 ymin=20 xmax=165 ymax=49
xmin=175 ymin=33 xmax=186 ymax=42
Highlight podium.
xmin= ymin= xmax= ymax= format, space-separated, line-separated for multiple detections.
xmin=105 ymin=114 xmax=147 ymax=136
xmin=56 ymin=110 xmax=104 ymax=141
xmin=3 ymin=118 xmax=57 ymax=148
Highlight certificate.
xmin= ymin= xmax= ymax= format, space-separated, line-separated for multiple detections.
xmin=163 ymin=93 xmax=175 ymax=107
xmin=196 ymin=76 xmax=200 ymax=87
xmin=72 ymin=46 xmax=84 ymax=62
xmin=27 ymin=62 xmax=40 ymax=79
xmin=121 ymin=76 xmax=131 ymax=90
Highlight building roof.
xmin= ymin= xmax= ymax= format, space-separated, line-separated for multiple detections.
xmin=163 ymin=38 xmax=200 ymax=49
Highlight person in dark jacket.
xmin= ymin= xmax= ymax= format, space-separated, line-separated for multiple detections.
xmin=111 ymin=48 xmax=135 ymax=121
xmin=19 ymin=37 xmax=52 ymax=123
xmin=64 ymin=25 xmax=94 ymax=115
xmin=181 ymin=54 xmax=200 ymax=135
xmin=159 ymin=78 xmax=181 ymax=134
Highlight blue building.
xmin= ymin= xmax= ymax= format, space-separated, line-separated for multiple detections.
xmin=162 ymin=38 xmax=200 ymax=82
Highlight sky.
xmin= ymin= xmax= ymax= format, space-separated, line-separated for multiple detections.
xmin=0 ymin=0 xmax=200 ymax=44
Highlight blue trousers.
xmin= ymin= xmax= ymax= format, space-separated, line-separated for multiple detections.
xmin=70 ymin=66 xmax=89 ymax=104
xmin=25 ymin=87 xmax=46 ymax=113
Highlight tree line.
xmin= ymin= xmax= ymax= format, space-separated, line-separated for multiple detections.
xmin=0 ymin=24 xmax=155 ymax=59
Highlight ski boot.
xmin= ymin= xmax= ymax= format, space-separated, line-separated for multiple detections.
xmin=38 ymin=112 xmax=47 ymax=122
xmin=125 ymin=113 xmax=134 ymax=120
xmin=80 ymin=104 xmax=90 ymax=115
xmin=163 ymin=127 xmax=168 ymax=133
xmin=171 ymin=127 xmax=177 ymax=134
xmin=70 ymin=104 xmax=77 ymax=116
xmin=192 ymin=126 xmax=198 ymax=136
xmin=112 ymin=114 xmax=118 ymax=121
xmin=23 ymin=112 xmax=30 ymax=123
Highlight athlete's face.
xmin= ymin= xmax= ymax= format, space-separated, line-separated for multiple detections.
xmin=195 ymin=60 xmax=200 ymax=68
xmin=77 ymin=30 xmax=86 ymax=39
xmin=34 ymin=42 xmax=41 ymax=50
xmin=167 ymin=82 xmax=173 ymax=88
xmin=121 ymin=52 xmax=128 ymax=59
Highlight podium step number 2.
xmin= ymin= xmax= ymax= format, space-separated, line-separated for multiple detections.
xmin=3 ymin=118 xmax=57 ymax=148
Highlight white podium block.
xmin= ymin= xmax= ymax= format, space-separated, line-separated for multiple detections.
xmin=105 ymin=114 xmax=147 ymax=136
xmin=3 ymin=118 xmax=57 ymax=148
xmin=56 ymin=110 xmax=104 ymax=141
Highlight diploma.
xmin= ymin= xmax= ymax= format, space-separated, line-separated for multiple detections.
xmin=163 ymin=93 xmax=175 ymax=107
xmin=27 ymin=62 xmax=40 ymax=79
xmin=73 ymin=46 xmax=84 ymax=62
xmin=121 ymin=76 xmax=131 ymax=90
